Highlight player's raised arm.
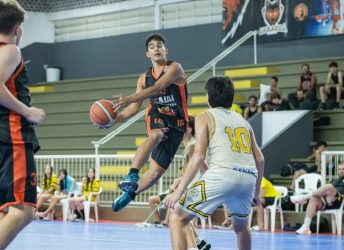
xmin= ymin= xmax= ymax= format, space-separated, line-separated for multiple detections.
xmin=114 ymin=63 xmax=185 ymax=110
xmin=114 ymin=73 xmax=145 ymax=123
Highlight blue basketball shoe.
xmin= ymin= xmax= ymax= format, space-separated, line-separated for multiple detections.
xmin=112 ymin=191 xmax=136 ymax=212
xmin=119 ymin=171 xmax=139 ymax=192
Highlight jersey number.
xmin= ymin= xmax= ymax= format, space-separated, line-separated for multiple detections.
xmin=225 ymin=127 xmax=251 ymax=153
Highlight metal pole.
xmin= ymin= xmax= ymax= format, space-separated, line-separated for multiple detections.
xmin=253 ymin=32 xmax=257 ymax=65
xmin=94 ymin=143 xmax=100 ymax=179
xmin=321 ymin=152 xmax=326 ymax=185
xmin=212 ymin=63 xmax=216 ymax=76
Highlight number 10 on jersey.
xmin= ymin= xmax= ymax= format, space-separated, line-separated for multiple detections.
xmin=225 ymin=127 xmax=251 ymax=153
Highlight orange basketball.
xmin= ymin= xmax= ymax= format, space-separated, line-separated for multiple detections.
xmin=89 ymin=99 xmax=117 ymax=128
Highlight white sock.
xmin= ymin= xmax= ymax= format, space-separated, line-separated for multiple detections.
xmin=188 ymin=248 xmax=198 ymax=250
xmin=303 ymin=217 xmax=312 ymax=229
xmin=195 ymin=237 xmax=202 ymax=245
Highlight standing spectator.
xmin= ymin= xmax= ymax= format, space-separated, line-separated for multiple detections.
xmin=291 ymin=162 xmax=344 ymax=235
xmin=288 ymin=64 xmax=317 ymax=110
xmin=244 ymin=95 xmax=262 ymax=120
xmin=319 ymin=61 xmax=343 ymax=109
xmin=259 ymin=76 xmax=282 ymax=111
xmin=270 ymin=93 xmax=290 ymax=111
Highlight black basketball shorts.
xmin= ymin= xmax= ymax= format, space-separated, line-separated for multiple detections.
xmin=0 ymin=143 xmax=37 ymax=211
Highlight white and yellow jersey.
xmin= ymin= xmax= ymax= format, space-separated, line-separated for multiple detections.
xmin=206 ymin=107 xmax=256 ymax=172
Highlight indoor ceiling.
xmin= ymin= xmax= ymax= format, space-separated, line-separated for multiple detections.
xmin=18 ymin=0 xmax=129 ymax=12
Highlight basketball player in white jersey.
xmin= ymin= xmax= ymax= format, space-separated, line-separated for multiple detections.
xmin=165 ymin=76 xmax=264 ymax=250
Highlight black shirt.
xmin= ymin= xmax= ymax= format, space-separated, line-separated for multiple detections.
xmin=0 ymin=42 xmax=39 ymax=151
xmin=273 ymin=99 xmax=290 ymax=111
xmin=144 ymin=60 xmax=188 ymax=132
xmin=332 ymin=177 xmax=344 ymax=195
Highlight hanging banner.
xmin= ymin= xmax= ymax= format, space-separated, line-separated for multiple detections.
xmin=222 ymin=0 xmax=344 ymax=46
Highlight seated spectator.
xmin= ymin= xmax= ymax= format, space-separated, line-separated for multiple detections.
xmin=37 ymin=169 xmax=76 ymax=220
xmin=251 ymin=177 xmax=280 ymax=231
xmin=288 ymin=64 xmax=317 ymax=110
xmin=244 ymin=95 xmax=262 ymax=120
xmin=259 ymin=76 xmax=282 ymax=111
xmin=290 ymin=141 xmax=331 ymax=190
xmin=35 ymin=164 xmax=58 ymax=217
xmin=230 ymin=103 xmax=243 ymax=116
xmin=270 ymin=93 xmax=290 ymax=111
xmin=291 ymin=162 xmax=344 ymax=235
xmin=69 ymin=168 xmax=100 ymax=221
xmin=148 ymin=167 xmax=183 ymax=225
xmin=319 ymin=61 xmax=343 ymax=109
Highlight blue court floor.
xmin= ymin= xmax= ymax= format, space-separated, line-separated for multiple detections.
xmin=7 ymin=221 xmax=344 ymax=250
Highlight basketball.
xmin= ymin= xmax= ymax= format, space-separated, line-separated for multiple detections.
xmin=89 ymin=99 xmax=117 ymax=128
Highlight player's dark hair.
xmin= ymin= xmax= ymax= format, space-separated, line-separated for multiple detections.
xmin=315 ymin=141 xmax=327 ymax=149
xmin=43 ymin=164 xmax=53 ymax=191
xmin=329 ymin=61 xmax=338 ymax=68
xmin=0 ymin=0 xmax=26 ymax=35
xmin=188 ymin=115 xmax=195 ymax=137
xmin=145 ymin=33 xmax=166 ymax=50
xmin=205 ymin=76 xmax=234 ymax=109
xmin=271 ymin=76 xmax=278 ymax=82
xmin=59 ymin=169 xmax=68 ymax=192
xmin=248 ymin=95 xmax=258 ymax=101
xmin=270 ymin=92 xmax=281 ymax=100
xmin=86 ymin=168 xmax=96 ymax=191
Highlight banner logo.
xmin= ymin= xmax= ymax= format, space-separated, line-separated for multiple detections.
xmin=259 ymin=0 xmax=287 ymax=35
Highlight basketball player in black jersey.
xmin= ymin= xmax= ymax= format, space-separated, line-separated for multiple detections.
xmin=0 ymin=1 xmax=45 ymax=248
xmin=319 ymin=61 xmax=343 ymax=109
xmin=111 ymin=33 xmax=188 ymax=212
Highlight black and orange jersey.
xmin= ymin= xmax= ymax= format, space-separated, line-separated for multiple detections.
xmin=0 ymin=42 xmax=39 ymax=148
xmin=144 ymin=60 xmax=188 ymax=132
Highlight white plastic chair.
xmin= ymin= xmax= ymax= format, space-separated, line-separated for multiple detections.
xmin=60 ymin=182 xmax=82 ymax=222
xmin=200 ymin=216 xmax=212 ymax=229
xmin=248 ymin=186 xmax=288 ymax=232
xmin=294 ymin=173 xmax=322 ymax=212
xmin=83 ymin=187 xmax=103 ymax=223
xmin=264 ymin=186 xmax=288 ymax=232
xmin=316 ymin=199 xmax=344 ymax=235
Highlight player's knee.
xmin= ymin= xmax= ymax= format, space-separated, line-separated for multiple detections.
xmin=169 ymin=212 xmax=186 ymax=227
xmin=8 ymin=206 xmax=33 ymax=226
xmin=148 ymin=130 xmax=164 ymax=143
xmin=232 ymin=218 xmax=249 ymax=233
xmin=148 ymin=196 xmax=157 ymax=205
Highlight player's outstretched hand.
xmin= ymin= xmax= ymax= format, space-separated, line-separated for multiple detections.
xmin=112 ymin=94 xmax=128 ymax=112
xmin=165 ymin=190 xmax=183 ymax=209
xmin=26 ymin=107 xmax=46 ymax=125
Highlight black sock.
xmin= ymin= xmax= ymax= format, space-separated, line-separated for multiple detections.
xmin=129 ymin=168 xmax=139 ymax=174
xmin=80 ymin=209 xmax=85 ymax=219
xmin=74 ymin=209 xmax=81 ymax=218
xmin=129 ymin=190 xmax=136 ymax=199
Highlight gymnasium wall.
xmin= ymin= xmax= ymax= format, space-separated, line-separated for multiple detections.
xmin=21 ymin=12 xmax=55 ymax=48
xmin=22 ymin=22 xmax=344 ymax=84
